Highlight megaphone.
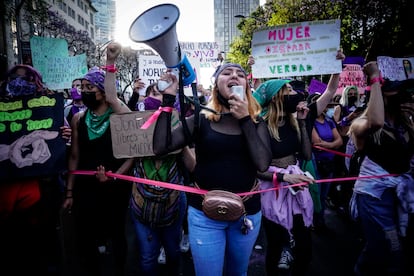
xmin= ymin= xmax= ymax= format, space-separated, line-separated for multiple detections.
xmin=129 ymin=4 xmax=195 ymax=86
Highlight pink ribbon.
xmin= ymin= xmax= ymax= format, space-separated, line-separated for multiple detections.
xmin=312 ymin=145 xmax=352 ymax=158
xmin=70 ymin=170 xmax=398 ymax=198
xmin=140 ymin=107 xmax=174 ymax=130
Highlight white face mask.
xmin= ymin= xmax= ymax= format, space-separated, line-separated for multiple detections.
xmin=325 ymin=107 xmax=334 ymax=118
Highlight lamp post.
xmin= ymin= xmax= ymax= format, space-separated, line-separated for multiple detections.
xmin=234 ymin=14 xmax=266 ymax=24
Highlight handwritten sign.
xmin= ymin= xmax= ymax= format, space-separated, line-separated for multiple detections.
xmin=110 ymin=110 xmax=180 ymax=158
xmin=337 ymin=64 xmax=366 ymax=94
xmin=180 ymin=41 xmax=222 ymax=69
xmin=42 ymin=55 xmax=88 ymax=90
xmin=251 ymin=19 xmax=341 ymax=78
xmin=377 ymin=56 xmax=414 ymax=81
xmin=0 ymin=94 xmax=66 ymax=180
xmin=138 ymin=55 xmax=200 ymax=96
xmin=30 ymin=36 xmax=88 ymax=90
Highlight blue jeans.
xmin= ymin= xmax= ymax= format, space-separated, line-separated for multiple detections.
xmin=355 ymin=188 xmax=404 ymax=275
xmin=187 ymin=206 xmax=261 ymax=276
xmin=131 ymin=192 xmax=186 ymax=275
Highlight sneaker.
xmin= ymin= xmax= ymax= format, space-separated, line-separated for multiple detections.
xmin=158 ymin=247 xmax=166 ymax=264
xmin=278 ymin=248 xmax=294 ymax=270
xmin=180 ymin=233 xmax=190 ymax=253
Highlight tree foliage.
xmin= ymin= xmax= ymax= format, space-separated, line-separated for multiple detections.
xmin=229 ymin=0 xmax=414 ymax=72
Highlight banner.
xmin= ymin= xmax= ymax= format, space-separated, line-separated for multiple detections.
xmin=251 ymin=19 xmax=341 ymax=78
xmin=110 ymin=110 xmax=180 ymax=158
xmin=0 ymin=94 xmax=66 ymax=180
xmin=377 ymin=56 xmax=414 ymax=81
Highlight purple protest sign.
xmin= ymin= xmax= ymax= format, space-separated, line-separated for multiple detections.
xmin=308 ymin=78 xmax=327 ymax=94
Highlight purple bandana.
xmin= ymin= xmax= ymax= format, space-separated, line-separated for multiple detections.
xmin=83 ymin=67 xmax=105 ymax=92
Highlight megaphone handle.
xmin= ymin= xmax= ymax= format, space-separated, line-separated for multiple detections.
xmin=177 ymin=68 xmax=192 ymax=144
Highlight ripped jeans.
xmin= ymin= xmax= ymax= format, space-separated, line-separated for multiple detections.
xmin=355 ymin=188 xmax=404 ymax=275
xmin=187 ymin=206 xmax=261 ymax=276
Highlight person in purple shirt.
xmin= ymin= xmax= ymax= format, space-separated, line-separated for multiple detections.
xmin=310 ymin=94 xmax=343 ymax=232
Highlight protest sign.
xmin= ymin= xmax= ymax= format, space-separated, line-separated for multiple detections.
xmin=110 ymin=110 xmax=180 ymax=158
xmin=180 ymin=41 xmax=221 ymax=69
xmin=337 ymin=64 xmax=366 ymax=94
xmin=138 ymin=55 xmax=200 ymax=96
xmin=377 ymin=56 xmax=414 ymax=81
xmin=30 ymin=36 xmax=88 ymax=90
xmin=0 ymin=94 xmax=66 ymax=180
xmin=43 ymin=55 xmax=88 ymax=90
xmin=308 ymin=79 xmax=327 ymax=94
xmin=251 ymin=19 xmax=341 ymax=78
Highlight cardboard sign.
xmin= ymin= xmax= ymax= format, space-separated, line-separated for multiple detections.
xmin=0 ymin=93 xmax=66 ymax=180
xmin=251 ymin=19 xmax=341 ymax=78
xmin=110 ymin=110 xmax=180 ymax=158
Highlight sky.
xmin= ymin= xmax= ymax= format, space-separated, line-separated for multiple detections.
xmin=115 ymin=0 xmax=215 ymax=48
xmin=115 ymin=0 xmax=266 ymax=48
xmin=115 ymin=0 xmax=265 ymax=87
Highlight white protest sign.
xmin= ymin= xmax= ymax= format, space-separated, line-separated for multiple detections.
xmin=377 ymin=56 xmax=414 ymax=81
xmin=251 ymin=19 xmax=341 ymax=78
xmin=180 ymin=42 xmax=222 ymax=69
xmin=138 ymin=55 xmax=201 ymax=96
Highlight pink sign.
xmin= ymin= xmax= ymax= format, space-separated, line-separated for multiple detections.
xmin=337 ymin=64 xmax=366 ymax=94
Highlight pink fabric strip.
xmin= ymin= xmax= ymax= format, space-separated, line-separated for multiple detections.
xmin=140 ymin=107 xmax=173 ymax=129
xmin=70 ymin=170 xmax=397 ymax=198
xmin=312 ymin=145 xmax=352 ymax=158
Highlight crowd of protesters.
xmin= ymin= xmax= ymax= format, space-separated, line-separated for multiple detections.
xmin=0 ymin=41 xmax=414 ymax=276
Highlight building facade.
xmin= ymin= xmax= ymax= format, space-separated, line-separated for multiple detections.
xmin=0 ymin=0 xmax=102 ymax=72
xmin=214 ymin=0 xmax=260 ymax=53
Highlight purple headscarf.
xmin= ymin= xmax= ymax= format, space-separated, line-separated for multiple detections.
xmin=83 ymin=66 xmax=105 ymax=92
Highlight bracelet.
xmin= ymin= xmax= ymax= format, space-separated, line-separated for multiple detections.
xmin=66 ymin=188 xmax=72 ymax=191
xmin=65 ymin=195 xmax=73 ymax=199
xmin=101 ymin=64 xmax=117 ymax=73
xmin=370 ymin=76 xmax=383 ymax=85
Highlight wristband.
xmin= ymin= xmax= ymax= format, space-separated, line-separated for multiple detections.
xmin=370 ymin=76 xmax=382 ymax=85
xmin=101 ymin=64 xmax=117 ymax=73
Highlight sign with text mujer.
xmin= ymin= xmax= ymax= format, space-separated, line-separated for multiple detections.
xmin=251 ymin=19 xmax=341 ymax=78
xmin=0 ymin=94 xmax=66 ymax=180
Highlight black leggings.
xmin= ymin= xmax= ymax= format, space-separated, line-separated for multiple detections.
xmin=262 ymin=215 xmax=312 ymax=276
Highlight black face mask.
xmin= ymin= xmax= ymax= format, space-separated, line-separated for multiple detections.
xmin=283 ymin=94 xmax=303 ymax=113
xmin=81 ymin=91 xmax=100 ymax=110
xmin=348 ymin=96 xmax=357 ymax=106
